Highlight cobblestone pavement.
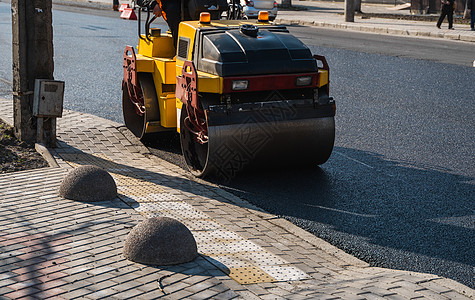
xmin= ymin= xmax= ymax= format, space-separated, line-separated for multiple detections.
xmin=1 ymin=98 xmax=474 ymax=299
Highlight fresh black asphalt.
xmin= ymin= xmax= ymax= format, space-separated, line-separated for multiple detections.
xmin=0 ymin=2 xmax=473 ymax=289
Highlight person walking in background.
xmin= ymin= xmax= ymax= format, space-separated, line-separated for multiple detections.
xmin=469 ymin=0 xmax=475 ymax=30
xmin=437 ymin=0 xmax=455 ymax=29
xmin=113 ymin=0 xmax=119 ymax=11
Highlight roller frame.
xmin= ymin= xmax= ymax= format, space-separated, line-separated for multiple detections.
xmin=122 ymin=19 xmax=337 ymax=179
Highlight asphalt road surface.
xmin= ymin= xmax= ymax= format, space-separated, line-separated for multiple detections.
xmin=0 ymin=2 xmax=474 ymax=289
xmin=220 ymin=30 xmax=475 ymax=288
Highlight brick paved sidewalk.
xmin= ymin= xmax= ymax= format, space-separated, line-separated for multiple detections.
xmin=1 ymin=98 xmax=474 ymax=299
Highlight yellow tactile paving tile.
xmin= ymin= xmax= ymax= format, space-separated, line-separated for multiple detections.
xmin=112 ymin=177 xmax=158 ymax=186
xmin=228 ymin=267 xmax=276 ymax=284
xmin=116 ymin=186 xmax=166 ymax=197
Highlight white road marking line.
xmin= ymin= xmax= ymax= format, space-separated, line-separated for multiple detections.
xmin=334 ymin=151 xmax=374 ymax=169
xmin=303 ymin=203 xmax=378 ymax=218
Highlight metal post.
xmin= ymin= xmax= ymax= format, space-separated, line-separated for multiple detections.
xmin=37 ymin=117 xmax=57 ymax=147
xmin=345 ymin=0 xmax=355 ymax=22
xmin=11 ymin=0 xmax=54 ymax=144
xmin=354 ymin=0 xmax=362 ymax=14
xmin=281 ymin=0 xmax=291 ymax=9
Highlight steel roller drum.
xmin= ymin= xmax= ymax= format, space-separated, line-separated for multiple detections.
xmin=180 ymin=99 xmax=335 ymax=179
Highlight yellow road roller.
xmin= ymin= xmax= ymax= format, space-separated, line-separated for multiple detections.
xmin=122 ymin=10 xmax=336 ymax=179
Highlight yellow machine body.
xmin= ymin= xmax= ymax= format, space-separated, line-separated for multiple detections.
xmin=122 ymin=17 xmax=335 ymax=178
xmin=133 ymin=21 xmax=330 ymax=134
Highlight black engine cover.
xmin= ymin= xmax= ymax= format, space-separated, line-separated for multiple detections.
xmin=195 ymin=26 xmax=317 ymax=77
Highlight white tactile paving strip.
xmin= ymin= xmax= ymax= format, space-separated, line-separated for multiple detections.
xmin=60 ymin=152 xmax=311 ymax=284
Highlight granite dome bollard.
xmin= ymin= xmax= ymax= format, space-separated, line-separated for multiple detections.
xmin=123 ymin=217 xmax=198 ymax=265
xmin=59 ymin=165 xmax=117 ymax=202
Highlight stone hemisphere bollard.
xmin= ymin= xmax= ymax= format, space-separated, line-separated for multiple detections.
xmin=59 ymin=165 xmax=117 ymax=202
xmin=123 ymin=217 xmax=198 ymax=265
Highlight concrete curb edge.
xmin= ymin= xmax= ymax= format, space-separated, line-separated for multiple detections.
xmin=268 ymin=217 xmax=371 ymax=268
xmin=275 ymin=18 xmax=475 ymax=43
xmin=35 ymin=143 xmax=60 ymax=168
xmin=434 ymin=277 xmax=475 ymax=298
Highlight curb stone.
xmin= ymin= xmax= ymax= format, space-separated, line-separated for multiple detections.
xmin=275 ymin=18 xmax=474 ymax=42
xmin=268 ymin=218 xmax=370 ymax=268
xmin=433 ymin=278 xmax=475 ymax=298
xmin=35 ymin=143 xmax=60 ymax=168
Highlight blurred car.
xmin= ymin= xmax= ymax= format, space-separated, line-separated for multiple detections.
xmin=241 ymin=0 xmax=278 ymax=21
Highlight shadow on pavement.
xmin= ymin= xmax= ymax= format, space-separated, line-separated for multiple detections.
xmin=218 ymin=146 xmax=474 ymax=288
xmin=53 ymin=142 xmax=474 ymax=288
